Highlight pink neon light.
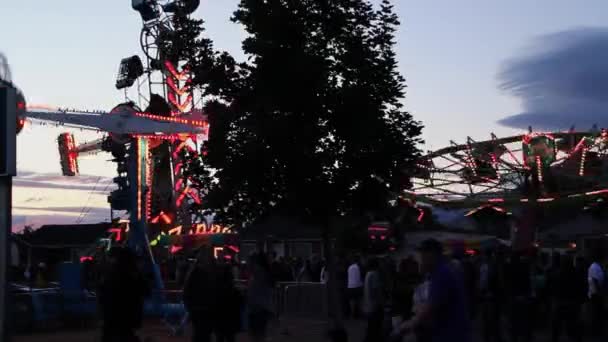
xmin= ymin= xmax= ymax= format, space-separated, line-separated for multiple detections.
xmin=134 ymin=112 xmax=207 ymax=127
xmin=80 ymin=256 xmax=93 ymax=263
xmin=175 ymin=178 xmax=184 ymax=191
xmin=167 ymin=77 xmax=191 ymax=96
xmin=145 ymin=147 xmax=153 ymax=221
xmin=108 ymin=228 xmax=122 ymax=242
xmin=189 ymin=190 xmax=202 ymax=205
xmin=168 ymin=226 xmax=182 ymax=235
xmin=137 ymin=138 xmax=143 ymax=220
xmin=174 ymin=162 xmax=183 ymax=176
xmin=368 ymin=226 xmax=388 ymax=232
xmin=176 ymin=186 xmax=189 ymax=207
xmin=151 ymin=211 xmax=172 ymax=225
xmin=164 ymin=61 xmax=190 ymax=80
xmin=173 ymin=141 xmax=188 ymax=159
xmin=168 ymin=92 xmax=193 ymax=113
xmin=535 ymin=156 xmax=543 ymax=183
xmin=537 ymin=198 xmax=554 ymax=202
xmin=160 ymin=212 xmax=172 ymax=224
xmin=417 ymin=208 xmax=425 ymax=222
xmin=227 ymin=245 xmax=240 ymax=253
xmin=170 ymin=246 xmax=183 ymax=254
xmin=488 ymin=198 xmax=505 ymax=203
xmin=132 ymin=134 xmax=178 ymax=141
xmin=585 ymin=189 xmax=608 ymax=196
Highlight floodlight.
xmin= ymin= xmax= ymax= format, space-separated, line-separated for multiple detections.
xmin=132 ymin=0 xmax=160 ymax=22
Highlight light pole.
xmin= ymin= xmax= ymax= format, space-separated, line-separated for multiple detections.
xmin=0 ymin=84 xmax=17 ymax=342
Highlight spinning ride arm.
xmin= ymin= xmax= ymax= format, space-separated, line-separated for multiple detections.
xmin=24 ymin=106 xmax=207 ymax=135
xmin=412 ymin=131 xmax=608 ymax=208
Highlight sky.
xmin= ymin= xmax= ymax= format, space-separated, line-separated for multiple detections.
xmin=1 ymin=0 xmax=607 ymax=229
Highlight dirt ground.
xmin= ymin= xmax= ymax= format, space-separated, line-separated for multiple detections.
xmin=12 ymin=317 xmax=366 ymax=342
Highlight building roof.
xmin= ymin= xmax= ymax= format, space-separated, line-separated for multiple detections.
xmin=21 ymin=223 xmax=112 ymax=248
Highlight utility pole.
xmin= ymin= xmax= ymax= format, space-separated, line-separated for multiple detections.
xmin=0 ymin=84 xmax=16 ymax=342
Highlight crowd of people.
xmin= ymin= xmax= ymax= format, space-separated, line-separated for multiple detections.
xmin=345 ymin=241 xmax=607 ymax=342
xmin=89 ymin=241 xmax=607 ymax=342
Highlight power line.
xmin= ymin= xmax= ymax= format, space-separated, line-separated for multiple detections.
xmin=77 ymin=179 xmax=114 ymax=224
xmin=74 ymin=176 xmax=102 ymax=224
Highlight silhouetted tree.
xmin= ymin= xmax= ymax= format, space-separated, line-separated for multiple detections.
xmin=199 ymin=0 xmax=422 ymax=226
xmin=193 ymin=0 xmax=422 ymax=336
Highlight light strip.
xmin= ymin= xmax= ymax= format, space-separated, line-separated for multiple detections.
xmin=535 ymin=156 xmax=543 ymax=183
xmin=137 ymin=138 xmax=142 ymax=220
xmin=135 ymin=112 xmax=207 ymax=127
xmin=145 ymin=146 xmax=153 ymax=221
xmin=579 ymin=148 xmax=587 ymax=176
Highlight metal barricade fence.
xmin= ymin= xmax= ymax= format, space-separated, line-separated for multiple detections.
xmin=273 ymin=282 xmax=328 ymax=319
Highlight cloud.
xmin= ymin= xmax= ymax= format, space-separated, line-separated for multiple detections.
xmin=13 ymin=206 xmax=110 ymax=215
xmin=13 ymin=171 xmax=115 ymax=193
xmin=12 ymin=171 xmax=118 ymax=230
xmin=497 ymin=27 xmax=608 ymax=130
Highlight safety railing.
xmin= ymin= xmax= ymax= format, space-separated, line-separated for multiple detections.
xmin=272 ymin=281 xmax=328 ymax=319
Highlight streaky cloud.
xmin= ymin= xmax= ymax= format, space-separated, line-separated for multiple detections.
xmin=498 ymin=27 xmax=608 ymax=130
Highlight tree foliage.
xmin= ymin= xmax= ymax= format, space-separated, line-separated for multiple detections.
xmin=194 ymin=0 xmax=423 ymax=228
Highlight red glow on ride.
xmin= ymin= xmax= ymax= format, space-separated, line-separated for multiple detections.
xmin=170 ymin=246 xmax=183 ymax=254
xmin=167 ymin=77 xmax=191 ymax=96
xmin=164 ymin=61 xmax=190 ymax=81
xmin=150 ymin=211 xmax=173 ymax=224
xmin=168 ymin=92 xmax=193 ymax=113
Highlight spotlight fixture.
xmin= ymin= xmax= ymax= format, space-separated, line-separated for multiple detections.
xmin=115 ymin=55 xmax=144 ymax=90
xmin=132 ymin=0 xmax=160 ymax=22
xmin=162 ymin=0 xmax=200 ymax=15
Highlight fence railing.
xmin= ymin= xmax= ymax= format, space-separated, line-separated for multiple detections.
xmin=273 ymin=281 xmax=328 ymax=319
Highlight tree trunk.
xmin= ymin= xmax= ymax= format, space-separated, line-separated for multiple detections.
xmin=323 ymin=219 xmax=348 ymax=342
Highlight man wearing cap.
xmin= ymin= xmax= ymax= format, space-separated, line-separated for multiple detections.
xmin=391 ymin=239 xmax=472 ymax=342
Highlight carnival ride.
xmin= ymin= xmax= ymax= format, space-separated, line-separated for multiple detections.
xmin=4 ymin=0 xmax=237 ymax=331
xmin=7 ymin=0 xmax=242 ymax=292
xmin=406 ymin=128 xmax=608 ymax=250
xmin=411 ymin=128 xmax=608 ymax=208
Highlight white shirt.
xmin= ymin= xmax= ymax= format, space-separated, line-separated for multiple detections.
xmin=413 ymin=280 xmax=430 ymax=314
xmin=588 ymin=262 xmax=605 ymax=298
xmin=347 ymin=263 xmax=363 ymax=288
xmin=320 ymin=266 xmax=328 ymax=284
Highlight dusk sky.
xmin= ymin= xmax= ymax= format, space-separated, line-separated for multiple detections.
xmin=1 ymin=0 xmax=606 ymax=229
